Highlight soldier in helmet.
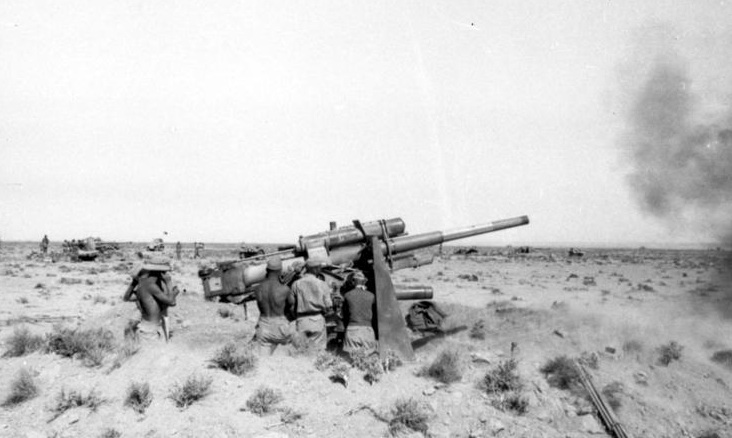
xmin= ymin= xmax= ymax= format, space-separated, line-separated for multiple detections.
xmin=252 ymin=256 xmax=293 ymax=353
xmin=342 ymin=271 xmax=377 ymax=356
xmin=123 ymin=257 xmax=180 ymax=343
xmin=288 ymin=255 xmax=332 ymax=351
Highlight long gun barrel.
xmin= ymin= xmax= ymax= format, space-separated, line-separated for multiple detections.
xmin=385 ymin=215 xmax=529 ymax=255
xmin=200 ymin=215 xmax=529 ymax=295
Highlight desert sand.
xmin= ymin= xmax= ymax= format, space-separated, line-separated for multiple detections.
xmin=1 ymin=242 xmax=731 ymax=438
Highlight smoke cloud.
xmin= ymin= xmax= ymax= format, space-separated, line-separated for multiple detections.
xmin=619 ymin=27 xmax=732 ymax=245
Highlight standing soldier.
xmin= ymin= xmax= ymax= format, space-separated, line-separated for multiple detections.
xmin=342 ymin=271 xmax=377 ymax=356
xmin=40 ymin=235 xmax=49 ymax=254
xmin=288 ymin=255 xmax=332 ymax=351
xmin=122 ymin=257 xmax=180 ymax=343
xmin=252 ymin=256 xmax=293 ymax=353
xmin=175 ymin=241 xmax=182 ymax=260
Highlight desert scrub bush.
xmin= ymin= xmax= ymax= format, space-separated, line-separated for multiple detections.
xmin=710 ymin=349 xmax=732 ymax=370
xmin=124 ymin=381 xmax=152 ymax=414
xmin=110 ymin=339 xmax=141 ymax=371
xmin=92 ymin=295 xmax=107 ymax=305
xmin=657 ymin=341 xmax=683 ymax=366
xmin=50 ymin=388 xmax=105 ymax=419
xmin=3 ymin=368 xmax=39 ymax=406
xmin=169 ymin=375 xmax=212 ymax=409
xmin=388 ymin=398 xmax=430 ymax=436
xmin=279 ymin=407 xmax=304 ymax=424
xmin=3 ymin=326 xmax=46 ymax=357
xmin=99 ymin=428 xmax=121 ymax=438
xmin=491 ymin=392 xmax=529 ymax=415
xmin=481 ymin=358 xmax=523 ymax=394
xmin=288 ymin=333 xmax=317 ymax=356
xmin=330 ymin=362 xmax=352 ymax=387
xmin=17 ymin=296 xmax=29 ymax=304
xmin=601 ymin=381 xmax=624 ymax=411
xmin=469 ymin=319 xmax=486 ymax=340
xmin=46 ymin=326 xmax=116 ymax=367
xmin=578 ymin=351 xmax=599 ymax=370
xmin=314 ymin=350 xmax=340 ymax=371
xmin=246 ymin=386 xmax=283 ymax=416
xmin=350 ymin=350 xmax=384 ymax=384
xmin=210 ymin=343 xmax=257 ymax=376
xmin=419 ymin=348 xmax=463 ymax=384
xmin=540 ymin=355 xmax=582 ymax=392
xmin=622 ymin=339 xmax=643 ymax=354
xmin=381 ymin=349 xmax=403 ymax=372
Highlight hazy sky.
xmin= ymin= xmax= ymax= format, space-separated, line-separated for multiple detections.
xmin=1 ymin=1 xmax=730 ymax=246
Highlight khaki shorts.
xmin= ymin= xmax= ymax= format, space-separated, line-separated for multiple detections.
xmin=343 ymin=325 xmax=377 ymax=354
xmin=295 ymin=315 xmax=327 ymax=350
xmin=137 ymin=320 xmax=163 ymax=342
xmin=254 ymin=317 xmax=293 ymax=346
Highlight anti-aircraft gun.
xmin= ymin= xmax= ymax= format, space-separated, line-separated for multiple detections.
xmin=198 ymin=215 xmax=529 ymax=360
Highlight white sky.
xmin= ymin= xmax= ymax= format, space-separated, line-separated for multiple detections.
xmin=1 ymin=1 xmax=730 ymax=246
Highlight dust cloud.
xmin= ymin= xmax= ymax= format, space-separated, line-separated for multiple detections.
xmin=618 ymin=24 xmax=732 ymax=316
xmin=619 ymin=26 xmax=732 ymax=246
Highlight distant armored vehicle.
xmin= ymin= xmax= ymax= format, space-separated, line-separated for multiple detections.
xmin=147 ymin=238 xmax=165 ymax=251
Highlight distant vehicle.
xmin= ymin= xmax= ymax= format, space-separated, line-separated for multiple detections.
xmin=238 ymin=244 xmax=265 ymax=260
xmin=60 ymin=237 xmax=120 ymax=262
xmin=568 ymin=248 xmax=584 ymax=257
xmin=147 ymin=238 xmax=165 ymax=251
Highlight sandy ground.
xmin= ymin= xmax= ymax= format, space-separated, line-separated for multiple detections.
xmin=1 ymin=242 xmax=731 ymax=438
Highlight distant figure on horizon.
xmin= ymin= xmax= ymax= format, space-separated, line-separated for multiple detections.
xmin=123 ymin=257 xmax=180 ymax=343
xmin=40 ymin=234 xmax=49 ymax=254
xmin=175 ymin=241 xmax=182 ymax=260
xmin=194 ymin=242 xmax=204 ymax=259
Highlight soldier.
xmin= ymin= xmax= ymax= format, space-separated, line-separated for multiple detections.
xmin=193 ymin=242 xmax=204 ymax=259
xmin=342 ymin=271 xmax=377 ymax=356
xmin=288 ymin=255 xmax=332 ymax=351
xmin=175 ymin=241 xmax=182 ymax=260
xmin=122 ymin=257 xmax=180 ymax=343
xmin=252 ymin=256 xmax=293 ymax=353
xmin=40 ymin=235 xmax=49 ymax=254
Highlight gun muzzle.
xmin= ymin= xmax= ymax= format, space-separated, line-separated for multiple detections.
xmin=394 ymin=285 xmax=433 ymax=300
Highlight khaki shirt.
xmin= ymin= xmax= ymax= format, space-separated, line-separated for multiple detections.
xmin=289 ymin=273 xmax=332 ymax=315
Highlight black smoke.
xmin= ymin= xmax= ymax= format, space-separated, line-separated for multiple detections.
xmin=619 ymin=27 xmax=732 ymax=317
xmin=622 ymin=55 xmax=732 ymax=243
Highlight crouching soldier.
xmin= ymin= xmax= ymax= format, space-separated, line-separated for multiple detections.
xmin=123 ymin=257 xmax=180 ymax=343
xmin=342 ymin=271 xmax=377 ymax=356
xmin=252 ymin=256 xmax=293 ymax=353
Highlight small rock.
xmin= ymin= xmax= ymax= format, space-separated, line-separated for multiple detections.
xmin=605 ymin=346 xmax=616 ymax=354
xmin=634 ymin=371 xmax=648 ymax=385
xmin=579 ymin=414 xmax=604 ymax=434
xmin=487 ymin=418 xmax=505 ymax=433
xmin=553 ymin=329 xmax=565 ymax=338
xmin=535 ymin=410 xmax=553 ymax=423
xmin=423 ymin=386 xmax=436 ymax=396
xmin=471 ymin=352 xmax=493 ymax=364
xmin=429 ymin=423 xmax=451 ymax=438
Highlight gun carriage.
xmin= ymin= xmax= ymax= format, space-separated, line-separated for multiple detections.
xmin=199 ymin=215 xmax=529 ymax=360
